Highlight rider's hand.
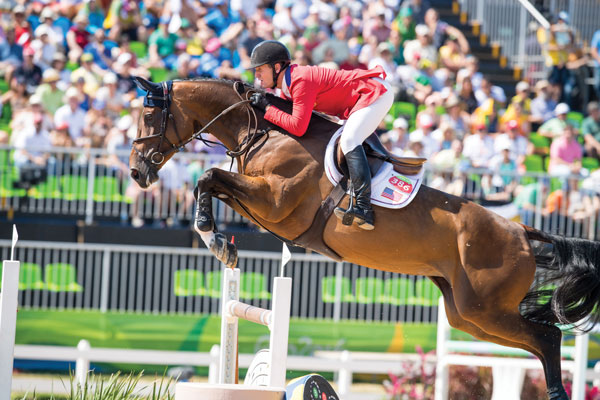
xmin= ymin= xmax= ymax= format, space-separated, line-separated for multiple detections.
xmin=250 ymin=93 xmax=270 ymax=112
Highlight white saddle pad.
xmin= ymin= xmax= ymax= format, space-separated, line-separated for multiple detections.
xmin=324 ymin=127 xmax=424 ymax=210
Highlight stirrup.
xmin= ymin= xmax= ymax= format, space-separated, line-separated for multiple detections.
xmin=334 ymin=182 xmax=356 ymax=226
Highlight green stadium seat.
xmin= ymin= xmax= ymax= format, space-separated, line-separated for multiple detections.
xmin=0 ymin=79 xmax=8 ymax=93
xmin=149 ymin=67 xmax=170 ymax=83
xmin=1 ymin=101 xmax=12 ymax=123
xmin=129 ymin=41 xmax=148 ymax=59
xmin=524 ymin=154 xmax=545 ymax=172
xmin=29 ymin=176 xmax=61 ymax=199
xmin=60 ymin=175 xmax=88 ymax=201
xmin=93 ymin=176 xmax=123 ymax=202
xmin=384 ymin=277 xmax=417 ymax=306
xmin=173 ymin=269 xmax=206 ymax=296
xmin=205 ymin=270 xmax=222 ymax=298
xmin=321 ymin=276 xmax=355 ymax=303
xmin=414 ymin=278 xmax=442 ymax=306
xmin=355 ymin=277 xmax=386 ymax=304
xmin=18 ymin=263 xmax=45 ymax=290
xmin=0 ymin=166 xmax=25 ymax=198
xmin=566 ymin=111 xmax=584 ymax=128
xmin=44 ymin=263 xmax=83 ymax=292
xmin=389 ymin=101 xmax=417 ymax=121
xmin=239 ymin=272 xmax=271 ymax=300
xmin=582 ymin=157 xmax=600 ymax=172
xmin=529 ymin=133 xmax=550 ymax=150
xmin=66 ymin=61 xmax=79 ymax=71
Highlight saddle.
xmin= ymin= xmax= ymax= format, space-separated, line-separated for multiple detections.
xmin=335 ymin=134 xmax=427 ymax=178
xmin=292 ymin=133 xmax=427 ymax=261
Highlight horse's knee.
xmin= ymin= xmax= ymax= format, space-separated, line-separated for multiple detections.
xmin=195 ymin=168 xmax=219 ymax=197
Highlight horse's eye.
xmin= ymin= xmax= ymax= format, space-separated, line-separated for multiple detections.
xmin=144 ymin=114 xmax=153 ymax=124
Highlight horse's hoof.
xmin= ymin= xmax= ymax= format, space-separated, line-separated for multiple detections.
xmin=210 ymin=232 xmax=238 ymax=268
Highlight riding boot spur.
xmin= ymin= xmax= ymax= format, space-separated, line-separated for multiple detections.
xmin=334 ymin=145 xmax=375 ymax=230
xmin=194 ymin=192 xmax=214 ymax=232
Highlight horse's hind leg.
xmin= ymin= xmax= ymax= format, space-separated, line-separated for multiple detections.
xmin=449 ymin=273 xmax=567 ymax=399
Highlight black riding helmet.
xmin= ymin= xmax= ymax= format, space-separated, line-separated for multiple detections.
xmin=249 ymin=40 xmax=291 ymax=68
xmin=249 ymin=40 xmax=291 ymax=89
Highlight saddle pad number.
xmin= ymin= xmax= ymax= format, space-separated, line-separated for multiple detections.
xmin=389 ymin=175 xmax=413 ymax=193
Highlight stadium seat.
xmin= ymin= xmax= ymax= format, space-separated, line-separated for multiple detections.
xmin=414 ymin=278 xmax=442 ymax=306
xmin=18 ymin=263 xmax=46 ymax=290
xmin=29 ymin=176 xmax=61 ymax=199
xmin=567 ymin=111 xmax=584 ymax=128
xmin=173 ymin=269 xmax=206 ymax=296
xmin=528 ymin=133 xmax=550 ymax=151
xmin=129 ymin=41 xmax=148 ymax=59
xmin=149 ymin=67 xmax=170 ymax=83
xmin=390 ymin=101 xmax=417 ymax=120
xmin=60 ymin=175 xmax=89 ymax=201
xmin=0 ymin=79 xmax=8 ymax=93
xmin=205 ymin=270 xmax=222 ymax=298
xmin=582 ymin=157 xmax=600 ymax=172
xmin=524 ymin=154 xmax=545 ymax=172
xmin=44 ymin=263 xmax=83 ymax=292
xmin=355 ymin=277 xmax=386 ymax=304
xmin=239 ymin=272 xmax=271 ymax=300
xmin=321 ymin=276 xmax=355 ymax=303
xmin=383 ymin=277 xmax=416 ymax=306
xmin=93 ymin=176 xmax=123 ymax=202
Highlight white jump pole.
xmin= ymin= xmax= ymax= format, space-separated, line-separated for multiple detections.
xmin=0 ymin=225 xmax=20 ymax=400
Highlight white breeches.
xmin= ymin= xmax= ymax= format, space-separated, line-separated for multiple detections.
xmin=339 ymin=77 xmax=394 ymax=154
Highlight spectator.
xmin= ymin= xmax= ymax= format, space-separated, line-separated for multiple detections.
xmin=50 ymin=52 xmax=71 ymax=91
xmin=392 ymin=7 xmax=415 ymax=46
xmin=474 ymin=76 xmax=506 ymax=108
xmin=456 ymin=55 xmax=483 ymax=91
xmin=1 ymin=75 xmax=30 ymax=120
xmin=70 ymin=53 xmax=101 ymax=96
xmin=34 ymin=8 xmax=62 ymax=48
xmin=147 ymin=16 xmax=179 ymax=69
xmin=362 ymin=8 xmax=391 ymax=43
xmin=83 ymin=28 xmax=114 ymax=70
xmin=49 ymin=122 xmax=74 ymax=148
xmin=368 ymin=42 xmax=398 ymax=84
xmin=511 ymin=81 xmax=531 ymax=113
xmin=401 ymin=0 xmax=432 ymax=25
xmin=409 ymin=113 xmax=439 ymax=158
xmin=0 ymin=24 xmax=23 ymax=76
xmin=273 ymin=0 xmax=304 ymax=37
xmin=440 ymin=95 xmax=469 ymax=139
xmin=403 ymin=136 xmax=426 ymax=158
xmin=494 ymin=119 xmax=529 ymax=167
xmin=462 ymin=122 xmax=494 ymax=169
xmin=13 ymin=46 xmax=42 ymax=94
xmin=105 ymin=114 xmax=133 ymax=174
xmin=539 ymin=102 xmax=569 ymax=139
xmin=548 ymin=124 xmax=582 ymax=177
xmin=66 ymin=14 xmax=90 ymax=63
xmin=540 ymin=11 xmax=575 ymax=102
xmin=455 ymin=76 xmax=478 ymax=114
xmin=104 ymin=0 xmax=142 ymax=42
xmin=54 ymin=87 xmax=86 ymax=142
xmin=432 ymin=122 xmax=455 ymax=151
xmin=530 ymin=79 xmax=556 ymax=127
xmin=30 ymin=25 xmax=58 ymax=71
xmin=500 ymin=99 xmax=531 ymax=136
xmin=488 ymin=142 xmax=518 ymax=197
xmin=386 ymin=117 xmax=410 ymax=154
xmin=13 ymin=112 xmax=51 ymax=169
xmin=424 ymin=8 xmax=469 ymax=54
xmin=34 ymin=68 xmax=64 ymax=114
xmin=238 ymin=19 xmax=264 ymax=69
xmin=403 ymin=24 xmax=437 ymax=65
xmin=591 ymin=28 xmax=600 ymax=101
xmin=438 ymin=35 xmax=466 ymax=73
xmin=339 ymin=38 xmax=366 ymax=70
xmin=12 ymin=5 xmax=32 ymax=49
xmin=582 ymin=102 xmax=600 ymax=160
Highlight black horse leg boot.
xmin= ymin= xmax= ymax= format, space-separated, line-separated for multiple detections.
xmin=334 ymin=146 xmax=375 ymax=230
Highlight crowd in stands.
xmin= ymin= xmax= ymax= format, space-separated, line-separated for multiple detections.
xmin=1 ymin=0 xmax=600 ymax=228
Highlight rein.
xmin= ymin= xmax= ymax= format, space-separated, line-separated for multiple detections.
xmin=133 ymin=80 xmax=268 ymax=172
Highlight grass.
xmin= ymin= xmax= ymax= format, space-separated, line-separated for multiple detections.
xmin=13 ymin=371 xmax=175 ymax=400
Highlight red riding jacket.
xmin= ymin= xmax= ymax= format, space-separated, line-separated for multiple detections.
xmin=264 ymin=64 xmax=387 ymax=137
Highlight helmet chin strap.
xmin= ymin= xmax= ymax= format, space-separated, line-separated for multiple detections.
xmin=270 ymin=62 xmax=289 ymax=89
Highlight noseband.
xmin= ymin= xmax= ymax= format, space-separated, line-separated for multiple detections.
xmin=133 ymin=80 xmax=267 ymax=171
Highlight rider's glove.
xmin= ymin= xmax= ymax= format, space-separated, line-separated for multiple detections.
xmin=250 ymin=93 xmax=270 ymax=112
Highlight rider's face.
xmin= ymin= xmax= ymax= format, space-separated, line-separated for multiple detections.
xmin=255 ymin=64 xmax=274 ymax=88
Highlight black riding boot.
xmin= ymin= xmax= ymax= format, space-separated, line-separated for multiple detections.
xmin=334 ymin=145 xmax=374 ymax=230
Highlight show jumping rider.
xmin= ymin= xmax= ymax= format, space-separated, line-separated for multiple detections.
xmin=249 ymin=40 xmax=394 ymax=230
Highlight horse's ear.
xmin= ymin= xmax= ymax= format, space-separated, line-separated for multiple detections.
xmin=132 ymin=76 xmax=160 ymax=92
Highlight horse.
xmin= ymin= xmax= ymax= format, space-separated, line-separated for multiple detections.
xmin=129 ymin=77 xmax=600 ymax=400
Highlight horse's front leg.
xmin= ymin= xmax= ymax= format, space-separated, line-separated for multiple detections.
xmin=192 ymin=168 xmax=288 ymax=268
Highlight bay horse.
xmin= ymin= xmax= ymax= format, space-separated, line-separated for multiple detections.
xmin=129 ymin=77 xmax=600 ymax=399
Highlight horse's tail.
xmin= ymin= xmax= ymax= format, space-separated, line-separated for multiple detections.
xmin=520 ymin=224 xmax=600 ymax=331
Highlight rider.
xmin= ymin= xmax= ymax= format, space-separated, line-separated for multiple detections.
xmin=248 ymin=40 xmax=394 ymax=230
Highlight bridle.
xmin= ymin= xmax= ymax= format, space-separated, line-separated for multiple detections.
xmin=132 ymin=80 xmax=267 ymax=172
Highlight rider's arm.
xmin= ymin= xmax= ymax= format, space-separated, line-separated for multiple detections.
xmin=264 ymin=79 xmax=318 ymax=137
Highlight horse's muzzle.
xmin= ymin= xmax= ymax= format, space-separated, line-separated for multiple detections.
xmin=130 ymin=165 xmax=158 ymax=189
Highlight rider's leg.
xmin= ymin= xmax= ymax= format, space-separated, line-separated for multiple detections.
xmin=335 ymin=77 xmax=394 ymax=230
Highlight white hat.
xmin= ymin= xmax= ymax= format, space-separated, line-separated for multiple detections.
xmin=29 ymin=94 xmax=42 ymax=105
xmin=43 ymin=68 xmax=60 ymax=83
xmin=40 ymin=7 xmax=55 ymax=20
xmin=116 ymin=52 xmax=133 ymax=65
xmin=65 ymin=87 xmax=80 ymax=99
xmin=117 ymin=115 xmax=133 ymax=131
xmin=415 ymin=24 xmax=430 ymax=36
xmin=419 ymin=113 xmax=434 ymax=128
xmin=393 ymin=117 xmax=408 ymax=130
xmin=555 ymin=102 xmax=570 ymax=115
xmin=516 ymin=81 xmax=529 ymax=92
xmin=103 ymin=72 xmax=118 ymax=84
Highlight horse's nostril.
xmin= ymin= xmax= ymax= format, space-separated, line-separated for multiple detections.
xmin=130 ymin=169 xmax=139 ymax=180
